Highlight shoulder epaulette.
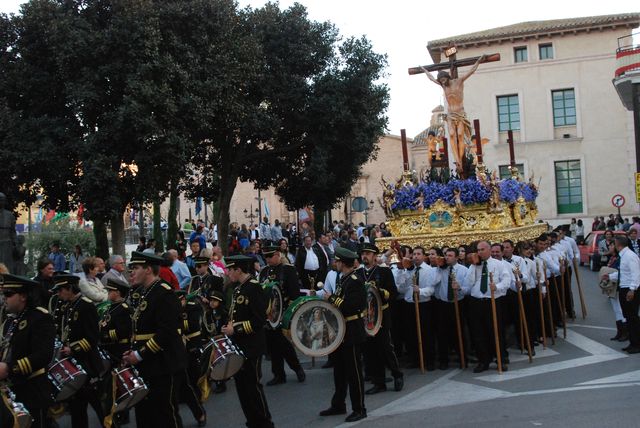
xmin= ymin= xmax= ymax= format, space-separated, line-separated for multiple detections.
xmin=36 ymin=307 xmax=49 ymax=314
xmin=122 ymin=303 xmax=129 ymax=309
xmin=351 ymin=274 xmax=358 ymax=280
xmin=161 ymin=283 xmax=172 ymax=290
xmin=250 ymin=279 xmax=259 ymax=284
xmin=81 ymin=296 xmax=93 ymax=303
xmin=187 ymin=301 xmax=196 ymax=306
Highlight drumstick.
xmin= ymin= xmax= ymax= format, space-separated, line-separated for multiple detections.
xmin=489 ymin=272 xmax=502 ymax=374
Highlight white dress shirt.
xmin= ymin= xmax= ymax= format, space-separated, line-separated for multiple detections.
xmin=395 ymin=261 xmax=437 ymax=303
xmin=503 ymin=255 xmax=529 ymax=292
xmin=434 ymin=263 xmax=469 ymax=302
xmin=316 ymin=270 xmax=339 ymax=298
xmin=609 ymin=247 xmax=640 ymax=290
xmin=464 ymin=257 xmax=511 ymax=298
xmin=538 ymin=250 xmax=560 ymax=277
xmin=303 ymin=247 xmax=320 ymax=270
xmin=563 ymin=236 xmax=580 ymax=261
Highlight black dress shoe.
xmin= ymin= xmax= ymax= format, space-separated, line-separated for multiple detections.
xmin=473 ymin=364 xmax=488 ymax=373
xmin=214 ymin=381 xmax=227 ymax=394
xmin=393 ymin=375 xmax=404 ymax=391
xmin=501 ymin=365 xmax=509 ymax=372
xmin=345 ymin=411 xmax=367 ymax=422
xmin=365 ymin=385 xmax=387 ymax=395
xmin=319 ymin=407 xmax=346 ymax=416
xmin=622 ymin=345 xmax=632 ymax=352
xmin=438 ymin=362 xmax=449 ymax=370
xmin=266 ymin=377 xmax=286 ymax=386
xmin=626 ymin=346 xmax=640 ymax=354
xmin=296 ymin=368 xmax=306 ymax=382
xmin=321 ymin=360 xmax=334 ymax=369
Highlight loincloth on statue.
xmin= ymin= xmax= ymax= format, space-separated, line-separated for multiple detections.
xmin=443 ymin=111 xmax=472 ymax=140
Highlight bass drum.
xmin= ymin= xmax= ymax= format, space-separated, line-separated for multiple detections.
xmin=282 ymin=296 xmax=345 ymax=357
xmin=262 ymin=281 xmax=284 ymax=329
xmin=364 ymin=283 xmax=383 ymax=337
xmin=0 ymin=385 xmax=31 ymax=428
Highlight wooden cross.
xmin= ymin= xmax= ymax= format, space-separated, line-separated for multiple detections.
xmin=408 ymin=51 xmax=500 ymax=76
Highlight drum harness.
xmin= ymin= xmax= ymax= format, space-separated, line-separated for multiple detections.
xmin=363 ymin=266 xmax=389 ymax=311
xmin=336 ymin=271 xmax=368 ymax=322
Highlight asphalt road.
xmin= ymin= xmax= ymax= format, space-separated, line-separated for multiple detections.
xmin=57 ymin=265 xmax=640 ymax=427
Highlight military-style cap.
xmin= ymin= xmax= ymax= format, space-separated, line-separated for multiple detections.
xmin=194 ymin=256 xmax=210 ymax=265
xmin=225 ymin=255 xmax=255 ymax=269
xmin=105 ymin=277 xmax=131 ymax=295
xmin=128 ymin=251 xmax=164 ymax=267
xmin=262 ymin=246 xmax=279 ymax=257
xmin=51 ymin=274 xmax=80 ymax=291
xmin=335 ymin=247 xmax=358 ymax=262
xmin=209 ymin=290 xmax=224 ymax=302
xmin=359 ymin=243 xmax=380 ymax=254
xmin=0 ymin=274 xmax=39 ymax=291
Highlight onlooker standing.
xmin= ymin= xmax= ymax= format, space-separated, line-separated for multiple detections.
xmin=168 ymin=249 xmax=191 ymax=290
xmin=69 ymin=245 xmax=86 ymax=274
xmin=295 ymin=235 xmax=328 ymax=289
xmin=623 ymin=218 xmax=632 ymax=232
xmin=33 ymin=258 xmax=55 ymax=306
xmin=101 ymin=255 xmax=129 ymax=286
xmin=175 ymin=231 xmax=188 ymax=259
xmin=259 ymin=217 xmax=273 ymax=246
xmin=48 ymin=243 xmax=66 ymax=272
xmin=271 ymin=219 xmax=283 ymax=243
xmin=249 ymin=224 xmax=259 ymax=241
xmin=136 ymin=236 xmax=147 ymax=253
xmin=575 ymin=219 xmax=585 ymax=244
xmin=95 ymin=257 xmax=107 ymax=279
xmin=630 ymin=217 xmax=640 ymax=235
xmin=599 ymin=230 xmax=615 ymax=268
xmin=143 ymin=239 xmax=156 ymax=254
xmin=238 ymin=224 xmax=250 ymax=250
xmin=189 ymin=225 xmax=207 ymax=251
xmin=628 ymin=229 xmax=640 ymax=255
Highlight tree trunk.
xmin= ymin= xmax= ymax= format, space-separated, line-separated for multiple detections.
xmin=166 ymin=180 xmax=179 ymax=250
xmin=110 ymin=210 xmax=126 ymax=258
xmin=217 ymin=170 xmax=239 ymax=256
xmin=313 ymin=209 xmax=325 ymax=236
xmin=93 ymin=218 xmax=109 ymax=260
xmin=153 ymin=199 xmax=164 ymax=253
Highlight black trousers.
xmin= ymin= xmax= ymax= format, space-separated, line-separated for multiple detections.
xmin=330 ymin=342 xmax=365 ymax=413
xmin=550 ymin=276 xmax=563 ymax=327
xmin=403 ymin=300 xmax=436 ymax=367
xmin=513 ymin=289 xmax=536 ymax=348
xmin=180 ymin=352 xmax=205 ymax=422
xmin=563 ymin=267 xmax=575 ymax=317
xmin=620 ymin=288 xmax=640 ymax=347
xmin=69 ymin=381 xmax=104 ymax=428
xmin=364 ymin=309 xmax=402 ymax=386
xmin=435 ymin=299 xmax=465 ymax=364
xmin=389 ymin=299 xmax=406 ymax=358
xmin=468 ymin=297 xmax=506 ymax=366
xmin=135 ymin=372 xmax=184 ymax=428
xmin=265 ymin=328 xmax=302 ymax=378
xmin=234 ymin=356 xmax=274 ymax=428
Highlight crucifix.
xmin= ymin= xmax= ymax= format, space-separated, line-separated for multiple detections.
xmin=409 ymin=48 xmax=500 ymax=177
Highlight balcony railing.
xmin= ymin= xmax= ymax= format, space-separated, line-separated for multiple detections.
xmin=615 ymin=32 xmax=640 ymax=77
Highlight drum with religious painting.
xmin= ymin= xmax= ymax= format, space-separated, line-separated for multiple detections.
xmin=282 ymin=296 xmax=345 ymax=357
xmin=261 ymin=281 xmax=284 ymax=329
xmin=364 ymin=282 xmax=383 ymax=337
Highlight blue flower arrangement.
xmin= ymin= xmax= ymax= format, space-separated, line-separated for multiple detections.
xmin=390 ymin=176 xmax=538 ymax=212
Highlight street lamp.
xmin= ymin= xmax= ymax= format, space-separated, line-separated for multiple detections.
xmin=243 ymin=207 xmax=259 ymax=225
xmin=364 ymin=199 xmax=375 ymax=225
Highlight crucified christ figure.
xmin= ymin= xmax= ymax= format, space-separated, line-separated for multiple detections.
xmin=420 ymin=54 xmax=485 ymax=174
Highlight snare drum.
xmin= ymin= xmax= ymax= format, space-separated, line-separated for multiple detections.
xmin=114 ymin=367 xmax=149 ymax=412
xmin=282 ymin=296 xmax=345 ymax=357
xmin=364 ymin=283 xmax=383 ymax=337
xmin=0 ymin=385 xmax=32 ymax=428
xmin=261 ymin=281 xmax=284 ymax=329
xmin=47 ymin=357 xmax=88 ymax=402
xmin=208 ymin=335 xmax=245 ymax=381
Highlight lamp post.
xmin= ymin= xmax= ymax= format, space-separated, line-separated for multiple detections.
xmin=364 ymin=199 xmax=375 ymax=225
xmin=243 ymin=206 xmax=259 ymax=226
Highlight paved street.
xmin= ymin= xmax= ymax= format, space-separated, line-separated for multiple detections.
xmin=59 ymin=266 xmax=640 ymax=427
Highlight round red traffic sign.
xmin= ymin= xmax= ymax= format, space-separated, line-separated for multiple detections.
xmin=612 ymin=194 xmax=625 ymax=208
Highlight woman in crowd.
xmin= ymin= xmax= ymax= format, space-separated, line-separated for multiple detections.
xmin=575 ymin=219 xmax=585 ymax=244
xmin=69 ymin=244 xmax=86 ymax=274
xmin=79 ymin=256 xmax=108 ymax=303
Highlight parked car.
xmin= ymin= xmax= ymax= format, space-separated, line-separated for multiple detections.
xmin=578 ymin=230 xmax=627 ymax=271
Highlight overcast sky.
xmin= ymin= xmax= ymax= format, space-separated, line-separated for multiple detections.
xmin=2 ymin=0 xmax=638 ymax=137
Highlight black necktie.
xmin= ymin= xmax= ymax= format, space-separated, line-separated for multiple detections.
xmin=447 ymin=267 xmax=454 ymax=301
xmin=480 ymin=261 xmax=488 ymax=293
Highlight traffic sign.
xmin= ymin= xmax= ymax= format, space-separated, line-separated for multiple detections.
xmin=636 ymin=173 xmax=640 ymax=203
xmin=351 ymin=196 xmax=368 ymax=212
xmin=611 ymin=194 xmax=625 ymax=208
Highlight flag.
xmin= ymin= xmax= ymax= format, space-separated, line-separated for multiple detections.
xmin=195 ymin=197 xmax=202 ymax=216
xmin=77 ymin=204 xmax=84 ymax=225
xmin=263 ymin=199 xmax=270 ymax=219
xmin=44 ymin=209 xmax=56 ymax=223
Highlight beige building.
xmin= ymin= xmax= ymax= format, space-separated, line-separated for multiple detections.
xmin=427 ymin=13 xmax=640 ymax=223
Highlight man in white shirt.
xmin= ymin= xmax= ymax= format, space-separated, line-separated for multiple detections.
xmin=604 ymin=236 xmax=640 ymax=354
xmin=294 ymin=235 xmax=328 ymax=290
xmin=537 ymin=234 xmax=564 ymax=328
xmin=434 ymin=248 xmax=468 ymax=369
xmin=464 ymin=241 xmax=511 ymax=373
xmin=551 ymin=231 xmax=575 ymax=319
xmin=395 ymin=246 xmax=438 ymax=370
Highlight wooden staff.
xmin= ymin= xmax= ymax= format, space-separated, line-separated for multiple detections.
xmin=551 ymin=275 xmax=567 ymax=339
xmin=514 ymin=265 xmax=533 ymax=363
xmin=572 ymin=258 xmax=587 ymax=319
xmin=488 ymin=272 xmax=502 ymax=374
xmin=536 ymin=260 xmax=547 ymax=349
xmin=451 ymin=269 xmax=465 ymax=369
xmin=413 ymin=275 xmax=425 ymax=374
xmin=543 ymin=261 xmax=556 ymax=345
xmin=559 ymin=257 xmax=568 ymax=321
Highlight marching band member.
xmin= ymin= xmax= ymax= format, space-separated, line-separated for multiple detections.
xmin=0 ymin=274 xmax=56 ymax=428
xmin=191 ymin=256 xmax=224 ymax=296
xmin=201 ymin=288 xmax=228 ymax=393
xmin=221 ymin=254 xmax=274 ymax=428
xmin=259 ymin=246 xmax=305 ymax=386
xmin=176 ymin=290 xmax=207 ymax=427
xmin=359 ymin=243 xmax=403 ymax=394
xmin=434 ymin=248 xmax=469 ymax=369
xmin=122 ymin=252 xmax=187 ymax=428
xmin=319 ymin=247 xmax=368 ymax=423
xmin=463 ymin=241 xmax=510 ymax=373
xmin=53 ymin=274 xmax=105 ymax=427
